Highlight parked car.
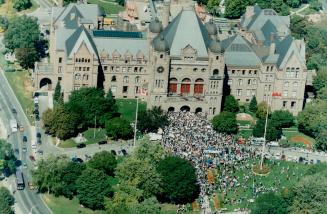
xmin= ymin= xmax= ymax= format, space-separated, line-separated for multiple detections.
xmin=22 ymin=147 xmax=27 ymax=153
xmin=36 ymin=132 xmax=41 ymax=139
xmin=22 ymin=162 xmax=27 ymax=168
xmin=76 ymin=143 xmax=86 ymax=149
xmin=98 ymin=140 xmax=107 ymax=145
xmin=121 ymin=149 xmax=127 ymax=156
xmin=19 ymin=125 xmax=24 ymax=132
xmin=14 ymin=148 xmax=19 ymax=155
xmin=72 ymin=157 xmax=84 ymax=163
xmin=29 ymin=156 xmax=36 ymax=162
xmin=31 ymin=143 xmax=37 ymax=149
xmin=22 ymin=135 xmax=27 ymax=143
xmin=111 ymin=150 xmax=117 ymax=156
xmin=28 ymin=181 xmax=36 ymax=190
xmin=37 ymin=139 xmax=42 ymax=144
xmin=37 ymin=150 xmax=43 ymax=155
xmin=11 ymin=108 xmax=17 ymax=114
xmin=35 ymin=114 xmax=40 ymax=121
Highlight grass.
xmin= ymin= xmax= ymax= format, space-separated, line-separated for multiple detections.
xmin=4 ymin=71 xmax=34 ymax=123
xmin=238 ymin=129 xmax=253 ymax=140
xmin=83 ymin=128 xmax=107 ymax=145
xmin=117 ymin=99 xmax=147 ymax=122
xmin=283 ymin=130 xmax=315 ymax=144
xmin=161 ymin=203 xmax=178 ymax=214
xmin=87 ymin=0 xmax=124 ymax=15
xmin=299 ymin=6 xmax=318 ymax=15
xmin=42 ymin=194 xmax=104 ymax=214
xmin=58 ymin=139 xmax=76 ymax=148
xmin=214 ymin=158 xmax=312 ymax=211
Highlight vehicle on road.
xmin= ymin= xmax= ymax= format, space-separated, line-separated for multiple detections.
xmin=34 ymin=109 xmax=39 ymax=115
xmin=16 ymin=170 xmax=25 ymax=190
xmin=36 ymin=132 xmax=41 ymax=139
xmin=121 ymin=149 xmax=127 ymax=156
xmin=22 ymin=147 xmax=27 ymax=153
xmin=29 ymin=156 xmax=36 ymax=162
xmin=72 ymin=157 xmax=84 ymax=163
xmin=76 ymin=143 xmax=86 ymax=149
xmin=31 ymin=143 xmax=37 ymax=149
xmin=111 ymin=150 xmax=117 ymax=156
xmin=98 ymin=140 xmax=107 ymax=145
xmin=22 ymin=135 xmax=27 ymax=143
xmin=22 ymin=162 xmax=27 ymax=169
xmin=14 ymin=148 xmax=19 ymax=155
xmin=35 ymin=114 xmax=40 ymax=121
xmin=19 ymin=125 xmax=24 ymax=132
xmin=11 ymin=108 xmax=17 ymax=114
xmin=37 ymin=150 xmax=43 ymax=155
xmin=10 ymin=119 xmax=17 ymax=132
xmin=37 ymin=139 xmax=42 ymax=144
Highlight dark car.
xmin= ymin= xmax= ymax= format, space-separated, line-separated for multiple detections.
xmin=37 ymin=139 xmax=42 ymax=144
xmin=76 ymin=143 xmax=86 ymax=149
xmin=14 ymin=148 xmax=19 ymax=155
xmin=34 ymin=109 xmax=39 ymax=115
xmin=36 ymin=132 xmax=41 ymax=139
xmin=22 ymin=135 xmax=27 ymax=143
xmin=111 ymin=150 xmax=117 ymax=156
xmin=34 ymin=92 xmax=39 ymax=97
xmin=98 ymin=140 xmax=107 ymax=145
xmin=34 ymin=104 xmax=39 ymax=110
xmin=72 ymin=157 xmax=84 ymax=163
xmin=37 ymin=150 xmax=43 ymax=155
xmin=35 ymin=114 xmax=40 ymax=121
xmin=29 ymin=155 xmax=36 ymax=162
xmin=121 ymin=149 xmax=127 ymax=156
xmin=12 ymin=108 xmax=17 ymax=114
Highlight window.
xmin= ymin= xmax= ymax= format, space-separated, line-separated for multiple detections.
xmin=83 ymin=74 xmax=88 ymax=80
xmin=160 ymin=54 xmax=163 ymax=58
xmin=201 ymin=68 xmax=206 ymax=72
xmin=270 ymin=66 xmax=273 ymax=71
xmin=123 ymin=76 xmax=129 ymax=83
xmin=248 ymin=79 xmax=251 ymax=85
xmin=268 ymin=85 xmax=272 ymax=91
xmin=111 ymin=76 xmax=117 ymax=82
xmin=123 ymin=86 xmax=128 ymax=93
xmin=111 ymin=86 xmax=117 ymax=93
xmin=58 ymin=57 xmax=62 ymax=63
xmin=242 ymin=70 xmax=245 ymax=75
xmin=104 ymin=66 xmax=108 ymax=71
xmin=284 ymin=82 xmax=289 ymax=88
xmin=157 ymin=66 xmax=164 ymax=73
xmin=177 ymin=67 xmax=182 ymax=71
xmin=252 ymin=79 xmax=256 ymax=85
xmin=283 ymin=90 xmax=288 ymax=97
xmin=81 ymin=58 xmax=84 ymax=62
xmin=292 ymin=91 xmax=297 ymax=97
xmin=266 ymin=66 xmax=269 ymax=72
xmin=283 ymin=101 xmax=287 ymax=108
xmin=254 ymin=70 xmax=257 ymax=75
xmin=58 ymin=66 xmax=62 ymax=73
xmin=291 ymin=101 xmax=296 ymax=109
xmin=87 ymin=67 xmax=90 ymax=71
xmin=193 ymin=68 xmax=198 ymax=72
xmin=83 ymin=67 xmax=86 ymax=71
xmin=135 ymin=86 xmax=139 ymax=94
xmin=237 ymin=89 xmax=242 ymax=96
xmin=293 ymin=82 xmax=298 ymax=87
xmin=213 ymin=69 xmax=219 ymax=76
xmin=228 ymin=79 xmax=232 ymax=85
xmin=216 ymin=56 xmax=219 ymax=60
xmin=194 ymin=78 xmax=204 ymax=94
xmin=238 ymin=79 xmax=243 ymax=86
xmin=74 ymin=73 xmax=81 ymax=80
xmin=128 ymin=67 xmax=132 ymax=72
xmin=74 ymin=85 xmax=80 ymax=90
xmin=249 ymin=70 xmax=252 ymax=75
xmin=135 ymin=76 xmax=140 ymax=83
xmin=169 ymin=78 xmax=178 ymax=93
xmin=134 ymin=67 xmax=138 ymax=72
xmin=181 ymin=78 xmax=191 ymax=95
xmin=232 ymin=70 xmax=235 ymax=74
xmin=246 ymin=89 xmax=251 ymax=96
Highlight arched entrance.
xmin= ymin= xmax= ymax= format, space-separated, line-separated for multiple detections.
xmin=180 ymin=105 xmax=190 ymax=112
xmin=181 ymin=78 xmax=191 ymax=95
xmin=195 ymin=107 xmax=202 ymax=113
xmin=39 ymin=78 xmax=52 ymax=90
xmin=168 ymin=107 xmax=175 ymax=112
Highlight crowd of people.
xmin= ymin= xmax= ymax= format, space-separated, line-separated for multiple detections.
xmin=161 ymin=111 xmax=264 ymax=212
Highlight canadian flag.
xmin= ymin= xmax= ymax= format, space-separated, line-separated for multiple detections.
xmin=138 ymin=88 xmax=148 ymax=96
xmin=272 ymin=92 xmax=282 ymax=97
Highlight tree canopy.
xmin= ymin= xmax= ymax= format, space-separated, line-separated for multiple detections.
xmin=270 ymin=110 xmax=294 ymax=128
xmin=249 ymin=95 xmax=258 ymax=112
xmin=251 ymin=192 xmax=288 ymax=214
xmin=137 ymin=106 xmax=168 ymax=134
xmin=13 ymin=0 xmax=31 ymax=11
xmin=253 ymin=119 xmax=282 ymax=141
xmin=0 ymin=140 xmax=16 ymax=176
xmin=157 ymin=156 xmax=199 ymax=204
xmin=256 ymin=101 xmax=271 ymax=119
xmin=212 ymin=111 xmax=238 ymax=134
xmin=87 ymin=151 xmax=117 ymax=176
xmin=223 ymin=95 xmax=239 ymax=113
xmin=105 ymin=117 xmax=133 ymax=140
xmin=0 ymin=187 xmax=14 ymax=214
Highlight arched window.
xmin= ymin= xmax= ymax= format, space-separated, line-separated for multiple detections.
xmin=123 ymin=76 xmax=129 ymax=83
xmin=194 ymin=78 xmax=204 ymax=94
xmin=293 ymin=82 xmax=298 ymax=87
xmin=169 ymin=78 xmax=178 ymax=94
xmin=135 ymin=76 xmax=140 ymax=83
xmin=213 ymin=69 xmax=219 ymax=76
xmin=74 ymin=73 xmax=81 ymax=80
xmin=181 ymin=78 xmax=191 ymax=95
xmin=111 ymin=76 xmax=117 ymax=82
xmin=83 ymin=74 xmax=89 ymax=80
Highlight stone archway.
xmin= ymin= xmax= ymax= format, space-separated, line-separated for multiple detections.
xmin=168 ymin=107 xmax=175 ymax=112
xmin=195 ymin=107 xmax=202 ymax=113
xmin=180 ymin=105 xmax=190 ymax=112
xmin=39 ymin=78 xmax=52 ymax=90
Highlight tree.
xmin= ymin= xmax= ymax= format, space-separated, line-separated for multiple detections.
xmin=223 ymin=95 xmax=239 ymax=113
xmin=157 ymin=156 xmax=199 ymax=204
xmin=105 ymin=117 xmax=133 ymax=140
xmin=88 ymin=151 xmax=117 ymax=176
xmin=309 ymin=0 xmax=321 ymax=11
xmin=15 ymin=47 xmax=38 ymax=69
xmin=313 ymin=69 xmax=327 ymax=92
xmin=63 ymin=0 xmax=77 ymax=6
xmin=249 ymin=95 xmax=258 ymax=112
xmin=13 ymin=0 xmax=31 ymax=11
xmin=0 ymin=140 xmax=16 ymax=176
xmin=132 ymin=197 xmax=161 ymax=214
xmin=315 ymin=130 xmax=327 ymax=151
xmin=0 ymin=16 xmax=8 ymax=31
xmin=116 ymin=0 xmax=125 ymax=6
xmin=53 ymin=81 xmax=62 ymax=103
xmin=4 ymin=16 xmax=39 ymax=51
xmin=42 ymin=108 xmax=55 ymax=134
xmin=207 ymin=0 xmax=220 ymax=15
xmin=298 ymin=99 xmax=327 ymax=137
xmin=271 ymin=0 xmax=290 ymax=15
xmin=252 ymin=192 xmax=288 ymax=214
xmin=76 ymin=168 xmax=112 ymax=210
xmin=256 ymin=101 xmax=271 ymax=119
xmin=0 ymin=187 xmax=14 ymax=214
xmin=224 ymin=0 xmax=248 ymax=19
xmin=212 ymin=111 xmax=238 ymax=134
xmin=116 ymin=157 xmax=163 ymax=198
xmin=317 ymin=86 xmax=327 ymax=100
xmin=285 ymin=0 xmax=301 ymax=8
xmin=289 ymin=170 xmax=327 ymax=214
xmin=290 ymin=15 xmax=308 ymax=39
xmin=60 ymin=162 xmax=86 ymax=199
xmin=133 ymin=140 xmax=165 ymax=165
xmin=252 ymin=119 xmax=282 ymax=141
xmin=270 ymin=110 xmax=294 ymax=128
xmin=137 ymin=106 xmax=168 ymax=134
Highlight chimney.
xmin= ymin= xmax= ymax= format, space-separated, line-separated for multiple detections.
xmin=162 ymin=0 xmax=170 ymax=28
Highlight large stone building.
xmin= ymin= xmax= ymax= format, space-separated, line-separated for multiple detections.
xmin=34 ymin=2 xmax=309 ymax=117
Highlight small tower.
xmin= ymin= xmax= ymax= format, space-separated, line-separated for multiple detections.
xmin=162 ymin=0 xmax=171 ymax=28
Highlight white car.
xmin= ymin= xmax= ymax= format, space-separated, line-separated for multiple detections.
xmin=31 ymin=143 xmax=37 ymax=149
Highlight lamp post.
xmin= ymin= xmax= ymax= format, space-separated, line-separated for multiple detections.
xmin=133 ymin=98 xmax=139 ymax=147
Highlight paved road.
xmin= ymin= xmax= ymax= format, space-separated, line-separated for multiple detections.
xmin=0 ymin=69 xmax=52 ymax=214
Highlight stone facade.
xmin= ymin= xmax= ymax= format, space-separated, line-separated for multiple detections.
xmin=34 ymin=3 xmax=309 ymax=117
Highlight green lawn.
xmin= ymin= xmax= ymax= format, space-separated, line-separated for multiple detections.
xmin=83 ymin=128 xmax=107 ymax=145
xmin=239 ymin=129 xmax=253 ymax=140
xmin=215 ymin=158 xmax=312 ymax=211
xmin=87 ymin=0 xmax=124 ymax=15
xmin=117 ymin=99 xmax=147 ymax=122
xmin=4 ymin=71 xmax=34 ymax=123
xmin=42 ymin=194 xmax=104 ymax=214
xmin=58 ymin=139 xmax=76 ymax=148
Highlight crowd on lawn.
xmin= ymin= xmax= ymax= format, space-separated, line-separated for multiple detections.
xmin=161 ymin=111 xmax=286 ymax=212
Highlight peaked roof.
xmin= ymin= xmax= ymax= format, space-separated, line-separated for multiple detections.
xmin=157 ymin=7 xmax=211 ymax=58
xmin=223 ymin=35 xmax=261 ymax=67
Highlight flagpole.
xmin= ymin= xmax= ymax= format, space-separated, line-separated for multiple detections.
xmin=133 ymin=97 xmax=139 ymax=147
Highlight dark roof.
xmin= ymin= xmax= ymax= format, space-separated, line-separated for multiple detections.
xmin=92 ymin=30 xmax=143 ymax=38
